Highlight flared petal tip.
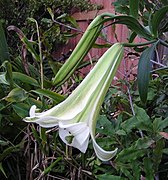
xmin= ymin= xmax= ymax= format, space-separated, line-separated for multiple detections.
xmin=29 ymin=105 xmax=37 ymax=117
xmin=59 ymin=122 xmax=90 ymax=153
xmin=92 ymin=138 xmax=118 ymax=161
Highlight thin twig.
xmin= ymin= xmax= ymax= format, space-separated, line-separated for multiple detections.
xmin=52 ymin=19 xmax=83 ymax=32
xmin=151 ymin=59 xmax=166 ymax=67
xmin=123 ymin=55 xmax=144 ymax=138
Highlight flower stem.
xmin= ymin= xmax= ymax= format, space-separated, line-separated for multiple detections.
xmin=35 ymin=20 xmax=43 ymax=89
xmin=122 ymin=40 xmax=157 ymax=47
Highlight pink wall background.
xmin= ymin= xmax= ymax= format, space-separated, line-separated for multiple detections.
xmin=54 ymin=0 xmax=140 ymax=81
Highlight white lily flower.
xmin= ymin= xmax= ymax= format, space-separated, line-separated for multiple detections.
xmin=24 ymin=43 xmax=124 ymax=161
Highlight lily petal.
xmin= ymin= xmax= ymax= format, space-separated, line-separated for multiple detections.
xmin=92 ymin=137 xmax=118 ymax=161
xmin=59 ymin=122 xmax=90 ymax=153
xmin=24 ymin=43 xmax=124 ymax=161
xmin=29 ymin=105 xmax=36 ymax=117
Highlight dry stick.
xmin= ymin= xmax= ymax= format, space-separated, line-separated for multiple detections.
xmin=123 ymin=56 xmax=144 ymax=138
xmin=151 ymin=59 xmax=166 ymax=67
xmin=51 ymin=18 xmax=116 ymax=46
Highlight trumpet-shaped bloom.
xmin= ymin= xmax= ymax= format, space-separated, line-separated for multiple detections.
xmin=24 ymin=43 xmax=124 ymax=161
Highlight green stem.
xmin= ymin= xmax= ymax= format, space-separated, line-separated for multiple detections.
xmin=35 ymin=20 xmax=43 ymax=89
xmin=159 ymin=39 xmax=168 ymax=48
xmin=65 ymin=145 xmax=68 ymax=159
xmin=122 ymin=40 xmax=157 ymax=47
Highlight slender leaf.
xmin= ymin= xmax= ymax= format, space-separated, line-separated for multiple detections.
xmin=143 ymin=157 xmax=154 ymax=180
xmin=0 ymin=73 xmax=9 ymax=85
xmin=5 ymin=87 xmax=28 ymax=102
xmin=0 ymin=140 xmax=9 ymax=146
xmin=13 ymin=72 xmax=40 ymax=87
xmin=153 ymin=139 xmax=165 ymax=172
xmin=0 ymin=162 xmax=7 ymax=178
xmin=154 ymin=117 xmax=168 ymax=131
xmin=129 ymin=0 xmax=139 ymax=19
xmin=32 ymin=89 xmax=65 ymax=103
xmin=116 ymin=148 xmax=145 ymax=163
xmin=21 ymin=37 xmax=40 ymax=61
xmin=2 ymin=61 xmax=14 ymax=88
xmin=120 ymin=167 xmax=133 ymax=179
xmin=122 ymin=105 xmax=152 ymax=132
xmin=129 ymin=32 xmax=137 ymax=43
xmin=116 ymin=137 xmax=154 ymax=163
xmin=0 ymin=144 xmax=21 ymax=161
xmin=97 ymin=174 xmax=126 ymax=180
xmin=150 ymin=6 xmax=168 ymax=37
xmin=132 ymin=161 xmax=140 ymax=180
xmin=43 ymin=157 xmax=62 ymax=175
xmin=40 ymin=128 xmax=47 ymax=144
xmin=8 ymin=26 xmax=40 ymax=61
xmin=0 ymin=21 xmax=9 ymax=64
xmin=103 ymin=14 xmax=153 ymax=40
xmin=12 ymin=103 xmax=30 ymax=118
xmin=137 ymin=44 xmax=156 ymax=103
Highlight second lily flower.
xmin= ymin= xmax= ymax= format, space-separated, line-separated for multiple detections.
xmin=24 ymin=43 xmax=124 ymax=161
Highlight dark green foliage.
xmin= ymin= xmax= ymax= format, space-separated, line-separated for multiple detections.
xmin=0 ymin=0 xmax=168 ymax=179
xmin=0 ymin=0 xmax=99 ymax=56
xmin=0 ymin=21 xmax=9 ymax=64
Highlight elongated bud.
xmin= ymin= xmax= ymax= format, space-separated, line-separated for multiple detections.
xmin=53 ymin=15 xmax=104 ymax=86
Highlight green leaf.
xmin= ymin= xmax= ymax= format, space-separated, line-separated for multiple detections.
xmin=116 ymin=137 xmax=154 ymax=163
xmin=129 ymin=32 xmax=137 ymax=43
xmin=43 ymin=157 xmax=62 ymax=175
xmin=0 ymin=162 xmax=7 ymax=178
xmin=163 ymin=148 xmax=168 ymax=155
xmin=112 ymin=0 xmax=129 ymax=15
xmin=157 ymin=117 xmax=168 ymax=131
xmin=134 ymin=137 xmax=154 ymax=149
xmin=40 ymin=128 xmax=47 ymax=144
xmin=150 ymin=6 xmax=168 ymax=37
xmin=66 ymin=15 xmax=79 ymax=28
xmin=96 ymin=115 xmax=115 ymax=135
xmin=143 ymin=157 xmax=154 ymax=180
xmin=97 ymin=174 xmax=126 ymax=180
xmin=27 ymin=97 xmax=42 ymax=107
xmin=103 ymin=14 xmax=153 ymax=40
xmin=49 ymin=61 xmax=62 ymax=75
xmin=0 ymin=144 xmax=21 ymax=161
xmin=122 ymin=105 xmax=152 ymax=132
xmin=0 ymin=21 xmax=9 ymax=64
xmin=116 ymin=148 xmax=145 ymax=163
xmin=5 ymin=87 xmax=28 ymax=102
xmin=120 ymin=167 xmax=133 ymax=179
xmin=8 ymin=26 xmax=40 ymax=61
xmin=47 ymin=7 xmax=55 ymax=20
xmin=0 ymin=73 xmax=9 ymax=85
xmin=129 ymin=0 xmax=139 ymax=19
xmin=12 ymin=103 xmax=30 ymax=118
xmin=32 ymin=89 xmax=65 ymax=103
xmin=12 ymin=72 xmax=40 ymax=87
xmin=132 ymin=161 xmax=141 ymax=180
xmin=31 ymin=126 xmax=46 ymax=153
xmin=153 ymin=139 xmax=165 ymax=172
xmin=137 ymin=44 xmax=156 ymax=103
xmin=21 ymin=37 xmax=40 ymax=61
xmin=2 ymin=61 xmax=14 ymax=88
xmin=0 ymin=140 xmax=9 ymax=146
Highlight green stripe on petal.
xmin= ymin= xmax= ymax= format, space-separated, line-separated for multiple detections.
xmin=24 ymin=43 xmax=124 ymax=161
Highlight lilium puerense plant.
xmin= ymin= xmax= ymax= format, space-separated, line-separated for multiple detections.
xmin=24 ymin=43 xmax=124 ymax=161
